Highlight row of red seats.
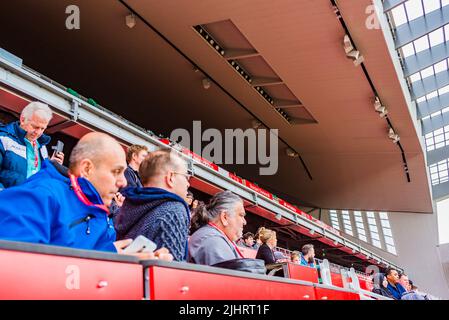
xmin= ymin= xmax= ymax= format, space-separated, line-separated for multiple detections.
xmin=239 ymin=246 xmax=374 ymax=291
xmin=0 ymin=240 xmax=362 ymax=300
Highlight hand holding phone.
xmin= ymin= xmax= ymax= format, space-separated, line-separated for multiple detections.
xmin=52 ymin=140 xmax=64 ymax=155
xmin=122 ymin=235 xmax=157 ymax=253
xmin=51 ymin=140 xmax=65 ymax=165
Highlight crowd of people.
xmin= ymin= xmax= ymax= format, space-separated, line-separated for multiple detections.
xmin=372 ymin=268 xmax=432 ymax=300
xmin=0 ymin=101 xmax=434 ymax=300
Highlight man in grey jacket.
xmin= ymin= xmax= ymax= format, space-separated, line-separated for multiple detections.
xmin=189 ymin=191 xmax=246 ymax=265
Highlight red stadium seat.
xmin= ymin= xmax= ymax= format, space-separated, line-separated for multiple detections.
xmin=284 ymin=262 xmax=319 ymax=283
xmin=330 ymin=272 xmax=344 ymax=288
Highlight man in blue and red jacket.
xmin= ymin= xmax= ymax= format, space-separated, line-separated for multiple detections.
xmin=0 ymin=101 xmax=64 ymax=190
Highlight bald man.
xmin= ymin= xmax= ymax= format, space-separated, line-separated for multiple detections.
xmin=0 ymin=132 xmax=171 ymax=260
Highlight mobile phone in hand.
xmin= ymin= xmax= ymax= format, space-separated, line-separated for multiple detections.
xmin=52 ymin=140 xmax=64 ymax=156
xmin=123 ymin=235 xmax=157 ymax=253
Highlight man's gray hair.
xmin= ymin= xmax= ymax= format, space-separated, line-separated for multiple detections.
xmin=207 ymin=191 xmax=243 ymax=221
xmin=21 ymin=101 xmax=53 ymax=123
xmin=190 ymin=190 xmax=243 ymax=233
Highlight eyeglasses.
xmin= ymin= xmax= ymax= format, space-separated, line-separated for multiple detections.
xmin=173 ymin=171 xmax=192 ymax=181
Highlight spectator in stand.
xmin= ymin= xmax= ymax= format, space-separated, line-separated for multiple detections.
xmin=255 ymin=227 xmax=277 ymax=265
xmin=239 ymin=232 xmax=255 ymax=249
xmin=189 ymin=200 xmax=206 ymax=234
xmin=192 ymin=199 xmax=199 ymax=210
xmin=398 ymin=272 xmax=410 ymax=292
xmin=185 ymin=190 xmax=194 ymax=207
xmin=274 ymin=251 xmax=289 ymax=263
xmin=124 ymin=145 xmax=148 ymax=188
xmin=189 ymin=191 xmax=246 ymax=265
xmin=385 ymin=267 xmax=407 ymax=300
xmin=401 ymin=280 xmax=428 ymax=300
xmin=253 ymin=228 xmax=263 ymax=250
xmin=372 ymin=273 xmax=395 ymax=299
xmin=291 ymin=251 xmax=301 ymax=264
xmin=0 ymin=101 xmax=64 ymax=190
xmin=110 ymin=144 xmax=148 ymax=219
xmin=115 ymin=148 xmax=191 ymax=261
xmin=0 ymin=132 xmax=172 ymax=261
xmin=406 ymin=279 xmax=413 ymax=292
xmin=300 ymin=244 xmax=316 ymax=268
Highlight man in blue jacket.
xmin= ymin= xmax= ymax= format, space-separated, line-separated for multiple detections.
xmin=385 ymin=267 xmax=407 ymax=299
xmin=300 ymin=244 xmax=317 ymax=268
xmin=0 ymin=101 xmax=64 ymax=190
xmin=0 ymin=132 xmax=172 ymax=260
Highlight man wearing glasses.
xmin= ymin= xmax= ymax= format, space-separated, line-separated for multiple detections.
xmin=115 ymin=148 xmax=191 ymax=261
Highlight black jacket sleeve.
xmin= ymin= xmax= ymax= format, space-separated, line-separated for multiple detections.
xmin=256 ymin=244 xmax=276 ymax=265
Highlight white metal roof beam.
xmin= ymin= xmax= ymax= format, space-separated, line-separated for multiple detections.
xmin=403 ymin=41 xmax=449 ymax=77
xmin=422 ymin=112 xmax=449 ymax=135
xmin=417 ymin=91 xmax=449 ymax=119
xmin=411 ymin=70 xmax=449 ymax=99
xmin=427 ymin=144 xmax=449 ymax=166
xmin=395 ymin=6 xmax=449 ymax=49
xmin=383 ymin=0 xmax=408 ymax=13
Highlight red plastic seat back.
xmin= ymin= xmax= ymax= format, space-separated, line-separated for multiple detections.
xmin=287 ymin=263 xmax=319 ymax=283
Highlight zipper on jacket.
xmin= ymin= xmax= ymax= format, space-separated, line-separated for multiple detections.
xmin=69 ymin=214 xmax=95 ymax=235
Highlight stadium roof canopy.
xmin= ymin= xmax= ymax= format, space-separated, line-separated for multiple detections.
xmin=0 ymin=0 xmax=438 ymax=213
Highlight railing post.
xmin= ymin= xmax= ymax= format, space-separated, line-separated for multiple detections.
xmin=320 ymin=259 xmax=332 ymax=286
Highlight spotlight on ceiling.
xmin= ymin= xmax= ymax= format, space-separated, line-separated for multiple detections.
xmin=202 ymin=78 xmax=211 ymax=90
xmin=286 ymin=148 xmax=299 ymax=158
xmin=309 ymin=229 xmax=315 ymax=235
xmin=333 ymin=240 xmax=339 ymax=246
xmin=275 ymin=213 xmax=282 ymax=220
xmin=374 ymin=96 xmax=388 ymax=118
xmin=126 ymin=14 xmax=136 ymax=29
xmin=343 ymin=34 xmax=364 ymax=66
xmin=388 ymin=128 xmax=400 ymax=143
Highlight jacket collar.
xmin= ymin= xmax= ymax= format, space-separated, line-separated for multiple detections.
xmin=122 ymin=187 xmax=187 ymax=206
xmin=42 ymin=160 xmax=105 ymax=206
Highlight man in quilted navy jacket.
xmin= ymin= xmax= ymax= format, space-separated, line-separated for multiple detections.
xmin=0 ymin=101 xmax=64 ymax=190
xmin=115 ymin=148 xmax=190 ymax=261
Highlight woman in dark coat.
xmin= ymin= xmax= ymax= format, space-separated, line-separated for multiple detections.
xmin=372 ymin=273 xmax=395 ymax=299
xmin=255 ymin=227 xmax=277 ymax=265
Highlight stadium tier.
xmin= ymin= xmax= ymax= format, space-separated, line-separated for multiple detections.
xmin=1 ymin=0 xmax=448 ymax=301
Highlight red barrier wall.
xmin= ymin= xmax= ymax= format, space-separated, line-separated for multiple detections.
xmin=0 ymin=249 xmax=143 ymax=300
xmin=147 ymin=266 xmax=316 ymax=300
